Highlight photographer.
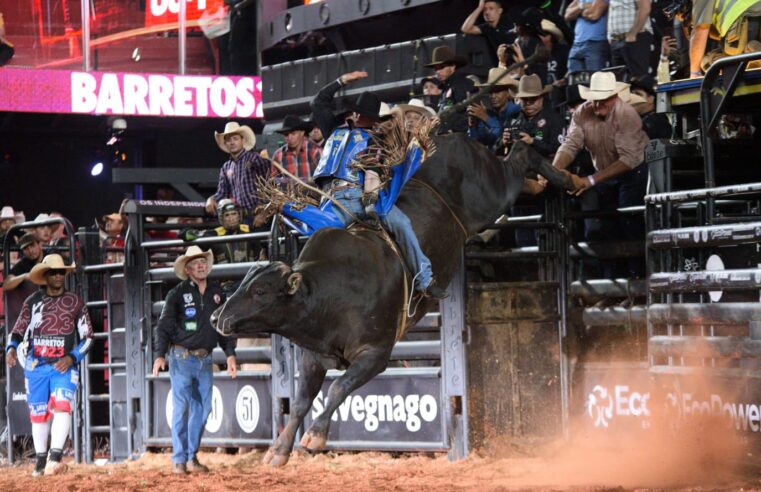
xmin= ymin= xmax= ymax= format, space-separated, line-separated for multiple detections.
xmin=467 ymin=67 xmax=520 ymax=149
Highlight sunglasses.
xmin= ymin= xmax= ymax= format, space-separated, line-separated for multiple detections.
xmin=520 ymin=96 xmax=542 ymax=104
xmin=46 ymin=269 xmax=67 ymax=277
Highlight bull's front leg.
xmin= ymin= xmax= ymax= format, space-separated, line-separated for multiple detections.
xmin=263 ymin=349 xmax=327 ymax=467
xmin=300 ymin=347 xmax=390 ymax=451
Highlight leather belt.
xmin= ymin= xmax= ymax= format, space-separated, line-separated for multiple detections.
xmin=172 ymin=344 xmax=209 ymax=358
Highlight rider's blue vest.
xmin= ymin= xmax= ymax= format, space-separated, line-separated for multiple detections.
xmin=312 ymin=127 xmax=371 ymax=185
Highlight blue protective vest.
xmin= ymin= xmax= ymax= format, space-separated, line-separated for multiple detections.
xmin=312 ymin=127 xmax=370 ymax=184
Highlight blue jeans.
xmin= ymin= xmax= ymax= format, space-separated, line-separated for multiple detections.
xmin=568 ymin=40 xmax=610 ymax=73
xmin=168 ymin=347 xmax=213 ymax=464
xmin=333 ymin=187 xmax=433 ymax=290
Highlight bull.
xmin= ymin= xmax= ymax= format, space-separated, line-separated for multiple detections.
xmin=213 ymin=135 xmax=572 ymax=466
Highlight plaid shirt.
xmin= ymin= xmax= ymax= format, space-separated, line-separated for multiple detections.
xmin=213 ymin=149 xmax=271 ymax=213
xmin=607 ymin=0 xmax=652 ymax=39
xmin=271 ymin=139 xmax=322 ymax=181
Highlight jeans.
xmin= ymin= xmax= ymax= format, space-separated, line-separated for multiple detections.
xmin=168 ymin=347 xmax=213 ymax=464
xmin=332 ymin=187 xmax=433 ymax=290
xmin=610 ymin=31 xmax=656 ymax=79
xmin=568 ymin=40 xmax=610 ymax=73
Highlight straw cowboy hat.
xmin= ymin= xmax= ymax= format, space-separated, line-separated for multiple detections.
xmin=398 ymin=98 xmax=437 ymax=117
xmin=514 ymin=74 xmax=552 ymax=98
xmin=579 ymin=71 xmax=629 ymax=101
xmin=0 ymin=205 xmax=17 ymax=223
xmin=28 ymin=254 xmax=76 ymax=286
xmin=618 ymin=85 xmax=648 ymax=106
xmin=276 ymin=114 xmax=313 ymax=134
xmin=541 ymin=19 xmax=566 ymax=44
xmin=475 ymin=67 xmax=519 ymax=89
xmin=174 ymin=245 xmax=214 ymax=280
xmin=424 ymin=46 xmax=467 ymax=68
xmin=214 ymin=122 xmax=256 ymax=153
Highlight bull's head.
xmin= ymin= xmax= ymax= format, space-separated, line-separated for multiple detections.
xmin=212 ymin=261 xmax=304 ymax=337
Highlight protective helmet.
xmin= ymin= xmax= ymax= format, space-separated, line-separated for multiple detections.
xmin=217 ymin=199 xmax=240 ymax=230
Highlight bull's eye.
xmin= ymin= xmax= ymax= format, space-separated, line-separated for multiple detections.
xmin=255 ymin=288 xmax=265 ymax=296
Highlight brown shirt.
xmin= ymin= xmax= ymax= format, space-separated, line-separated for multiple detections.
xmin=558 ymin=97 xmax=649 ymax=171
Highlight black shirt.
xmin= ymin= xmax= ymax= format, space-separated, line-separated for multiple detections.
xmin=9 ymin=256 xmax=38 ymax=276
xmin=437 ymin=71 xmax=476 ymax=134
xmin=478 ymin=21 xmax=517 ymax=66
xmin=155 ymin=279 xmax=236 ymax=357
xmin=505 ymin=104 xmax=564 ymax=157
xmin=641 ymin=111 xmax=672 ymax=140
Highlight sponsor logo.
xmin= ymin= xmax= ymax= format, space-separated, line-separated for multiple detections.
xmin=709 ymin=229 xmax=732 ymax=240
xmin=667 ymin=392 xmax=761 ymax=432
xmin=586 ymin=385 xmax=650 ymax=428
xmin=311 ymin=391 xmax=438 ymax=433
xmin=236 ymin=385 xmax=260 ymax=433
xmin=12 ymin=391 xmax=27 ymax=402
xmin=184 ymin=307 xmax=197 ymax=318
xmin=183 ymin=293 xmax=193 ymax=304
xmin=213 ymin=294 xmax=222 ymax=305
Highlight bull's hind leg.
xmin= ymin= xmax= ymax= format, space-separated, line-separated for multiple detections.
xmin=263 ymin=349 xmax=327 ymax=467
xmin=300 ymin=348 xmax=389 ymax=451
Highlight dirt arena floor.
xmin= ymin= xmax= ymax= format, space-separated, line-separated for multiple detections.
xmin=0 ymin=435 xmax=759 ymax=492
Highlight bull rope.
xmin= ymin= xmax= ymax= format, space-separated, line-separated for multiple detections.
xmin=270 ymin=159 xmax=414 ymax=340
xmin=408 ymin=178 xmax=469 ymax=239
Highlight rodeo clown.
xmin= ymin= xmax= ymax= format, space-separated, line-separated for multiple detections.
xmin=310 ymin=71 xmax=448 ymax=299
xmin=5 ymin=254 xmax=93 ymax=477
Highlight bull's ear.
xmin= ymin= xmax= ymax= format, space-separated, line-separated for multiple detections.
xmin=287 ymin=273 xmax=302 ymax=295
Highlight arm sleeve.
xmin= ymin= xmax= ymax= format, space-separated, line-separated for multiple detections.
xmin=692 ymin=0 xmax=714 ymax=26
xmin=155 ymin=288 xmax=179 ymax=358
xmin=310 ymin=79 xmax=344 ymax=139
xmin=213 ymin=165 xmax=231 ymax=202
xmin=69 ymin=301 xmax=94 ymax=363
xmin=615 ymin=107 xmax=649 ymax=168
xmin=6 ymin=297 xmax=31 ymax=350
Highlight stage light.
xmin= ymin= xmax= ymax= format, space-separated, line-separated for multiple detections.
xmin=91 ymin=162 xmax=104 ymax=176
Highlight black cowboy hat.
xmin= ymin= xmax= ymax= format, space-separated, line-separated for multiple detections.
xmin=424 ymin=46 xmax=468 ymax=68
xmin=349 ymin=91 xmax=383 ymax=120
xmin=276 ymin=114 xmax=313 ymax=134
xmin=333 ymin=97 xmax=354 ymax=117
xmin=517 ymin=7 xmax=548 ymax=35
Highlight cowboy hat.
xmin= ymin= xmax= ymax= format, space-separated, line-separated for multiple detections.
xmin=517 ymin=8 xmax=548 ymax=35
xmin=34 ymin=213 xmax=50 ymax=223
xmin=276 ymin=114 xmax=313 ymax=134
xmin=424 ymin=46 xmax=467 ymax=68
xmin=475 ymin=67 xmax=519 ymax=89
xmin=514 ymin=74 xmax=552 ymax=98
xmin=579 ymin=71 xmax=629 ymax=101
xmin=28 ymin=254 xmax=76 ymax=286
xmin=174 ymin=245 xmax=214 ymax=280
xmin=398 ymin=98 xmax=437 ymax=117
xmin=214 ymin=122 xmax=256 ymax=153
xmin=0 ymin=205 xmax=16 ymax=223
xmin=541 ymin=19 xmax=566 ymax=44
xmin=17 ymin=232 xmax=38 ymax=250
xmin=350 ymin=91 xmax=384 ymax=121
xmin=618 ymin=85 xmax=648 ymax=106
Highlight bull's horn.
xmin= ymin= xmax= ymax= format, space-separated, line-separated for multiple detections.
xmin=287 ymin=272 xmax=302 ymax=295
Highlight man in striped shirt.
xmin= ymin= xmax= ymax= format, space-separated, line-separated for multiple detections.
xmin=272 ymin=114 xmax=322 ymax=184
xmin=205 ymin=122 xmax=271 ymax=225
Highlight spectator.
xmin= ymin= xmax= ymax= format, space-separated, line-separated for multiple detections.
xmin=100 ymin=213 xmax=126 ymax=263
xmin=420 ymin=76 xmax=444 ymax=111
xmin=5 ymin=254 xmax=93 ymax=477
xmin=540 ymin=19 xmax=571 ymax=86
xmin=423 ymin=46 xmax=475 ymax=133
xmin=34 ymin=213 xmax=53 ymax=245
xmin=467 ymin=67 xmax=520 ymax=148
xmin=152 ymin=246 xmax=237 ymax=475
xmin=629 ymin=77 xmax=671 ymax=139
xmin=48 ymin=211 xmax=66 ymax=243
xmin=461 ymin=1 xmax=516 ymax=65
xmin=565 ymin=0 xmax=611 ymax=72
xmin=309 ymin=123 xmax=325 ymax=147
xmin=0 ymin=205 xmax=15 ymax=236
xmin=4 ymin=233 xmax=43 ymax=291
xmin=272 ymin=115 xmax=322 ymax=183
xmin=502 ymin=74 xmax=565 ymax=158
xmin=607 ymin=0 xmax=656 ymax=78
xmin=399 ymin=98 xmax=437 ymax=133
xmin=656 ymin=34 xmax=678 ymax=83
xmin=552 ymin=71 xmax=650 ymax=278
xmin=515 ymin=8 xmax=548 ymax=82
xmin=205 ymin=122 xmax=271 ymax=227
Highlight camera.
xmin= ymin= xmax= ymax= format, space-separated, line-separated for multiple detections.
xmin=663 ymin=0 xmax=691 ymax=20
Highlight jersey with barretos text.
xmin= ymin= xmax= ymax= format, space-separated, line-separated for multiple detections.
xmin=10 ymin=290 xmax=94 ymax=367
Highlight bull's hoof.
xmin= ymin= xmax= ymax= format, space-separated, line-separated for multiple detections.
xmin=299 ymin=431 xmax=327 ymax=451
xmin=262 ymin=449 xmax=290 ymax=467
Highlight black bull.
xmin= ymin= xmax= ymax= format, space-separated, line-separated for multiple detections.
xmin=213 ymin=135 xmax=573 ymax=465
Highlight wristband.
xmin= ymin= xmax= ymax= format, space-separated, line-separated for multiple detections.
xmin=660 ymin=55 xmax=668 ymax=62
xmin=6 ymin=341 xmax=18 ymax=352
xmin=690 ymin=71 xmax=702 ymax=76
xmin=588 ymin=175 xmax=596 ymax=186
xmin=67 ymin=352 xmax=78 ymax=364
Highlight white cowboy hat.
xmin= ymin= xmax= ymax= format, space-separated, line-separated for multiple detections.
xmin=34 ymin=213 xmax=50 ymax=223
xmin=541 ymin=19 xmax=566 ymax=44
xmin=0 ymin=206 xmax=16 ymax=222
xmin=173 ymin=245 xmax=214 ymax=280
xmin=475 ymin=67 xmax=519 ymax=89
xmin=28 ymin=254 xmax=76 ymax=286
xmin=214 ymin=122 xmax=256 ymax=153
xmin=514 ymin=74 xmax=553 ymax=99
xmin=397 ymin=98 xmax=437 ymax=117
xmin=579 ymin=71 xmax=629 ymax=101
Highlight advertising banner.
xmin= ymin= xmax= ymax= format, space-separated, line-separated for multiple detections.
xmin=0 ymin=68 xmax=262 ymax=118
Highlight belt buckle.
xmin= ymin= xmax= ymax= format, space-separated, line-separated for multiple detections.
xmin=190 ymin=348 xmax=209 ymax=358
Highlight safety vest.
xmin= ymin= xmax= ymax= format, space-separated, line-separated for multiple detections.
xmin=312 ymin=127 xmax=370 ymax=185
xmin=713 ymin=0 xmax=760 ymax=37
